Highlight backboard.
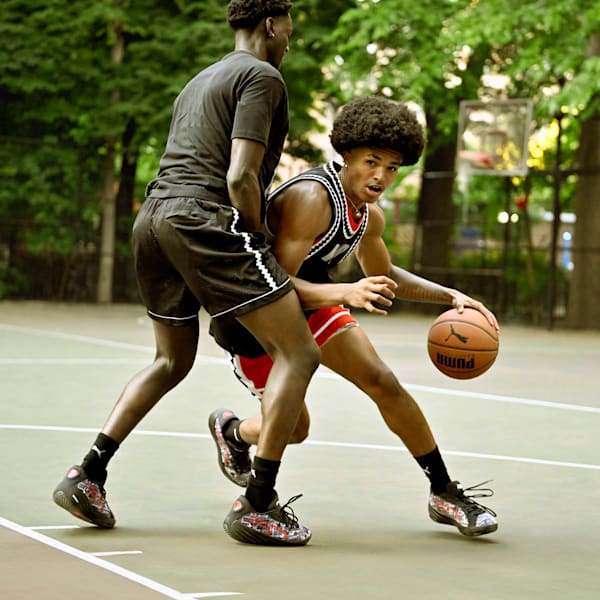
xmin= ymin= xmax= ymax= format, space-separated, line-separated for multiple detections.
xmin=456 ymin=99 xmax=533 ymax=177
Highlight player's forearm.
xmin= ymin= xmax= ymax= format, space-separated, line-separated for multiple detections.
xmin=227 ymin=174 xmax=262 ymax=231
xmin=291 ymin=276 xmax=351 ymax=309
xmin=391 ymin=265 xmax=455 ymax=304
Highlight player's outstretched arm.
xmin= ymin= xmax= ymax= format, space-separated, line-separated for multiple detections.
xmin=269 ymin=181 xmax=397 ymax=314
xmin=355 ymin=204 xmax=498 ymax=329
xmin=291 ymin=275 xmax=397 ymax=314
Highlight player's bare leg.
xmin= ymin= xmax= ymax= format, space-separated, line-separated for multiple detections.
xmin=222 ymin=290 xmax=319 ymax=546
xmin=237 ymin=291 xmax=319 ymax=461
xmin=53 ymin=320 xmax=199 ymax=527
xmin=322 ymin=326 xmax=497 ymax=536
xmin=235 ymin=403 xmax=309 ymax=446
xmin=234 ymin=326 xmax=435 ymax=455
xmin=102 ymin=320 xmax=199 ymax=443
xmin=320 ymin=326 xmax=436 ymax=456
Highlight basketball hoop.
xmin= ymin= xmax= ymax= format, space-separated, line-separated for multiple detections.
xmin=456 ymin=99 xmax=533 ymax=178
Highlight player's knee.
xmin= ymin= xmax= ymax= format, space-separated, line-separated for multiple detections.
xmin=297 ymin=340 xmax=321 ymax=377
xmin=270 ymin=338 xmax=320 ymax=380
xmin=367 ymin=365 xmax=400 ymax=398
xmin=156 ymin=353 xmax=194 ymax=385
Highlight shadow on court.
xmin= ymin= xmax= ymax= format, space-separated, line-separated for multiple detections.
xmin=1 ymin=301 xmax=599 ymax=599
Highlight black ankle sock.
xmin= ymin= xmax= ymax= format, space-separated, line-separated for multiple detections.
xmin=245 ymin=456 xmax=280 ymax=511
xmin=81 ymin=433 xmax=119 ymax=482
xmin=414 ymin=446 xmax=451 ymax=494
xmin=223 ymin=418 xmax=250 ymax=449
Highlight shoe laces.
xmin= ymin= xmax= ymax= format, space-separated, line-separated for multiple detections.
xmin=453 ymin=481 xmax=497 ymax=517
xmin=271 ymin=494 xmax=303 ymax=528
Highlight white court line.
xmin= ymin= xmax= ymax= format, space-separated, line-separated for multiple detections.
xmin=29 ymin=524 xmax=81 ymax=530
xmin=0 ymin=356 xmax=227 ymax=366
xmin=2 ymin=353 xmax=599 ymax=415
xmin=2 ymin=355 xmax=599 ymax=414
xmin=92 ymin=550 xmax=143 ymax=557
xmin=0 ymin=322 xmax=155 ymax=353
xmin=184 ymin=595 xmax=241 ymax=599
xmin=0 ymin=516 xmax=241 ymax=599
xmin=2 ymin=321 xmax=599 ymax=414
xmin=301 ymin=439 xmax=600 ymax=471
xmin=0 ymin=358 xmax=150 ymax=365
xmin=404 ymin=383 xmax=600 ymax=414
xmin=1 ymin=423 xmax=599 ymax=471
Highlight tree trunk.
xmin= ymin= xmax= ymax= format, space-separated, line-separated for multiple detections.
xmin=412 ymin=126 xmax=456 ymax=274
xmin=567 ymin=33 xmax=600 ymax=330
xmin=97 ymin=141 xmax=117 ymax=303
xmin=113 ymin=118 xmax=139 ymax=301
xmin=115 ymin=118 xmax=138 ymax=239
xmin=96 ymin=4 xmax=124 ymax=303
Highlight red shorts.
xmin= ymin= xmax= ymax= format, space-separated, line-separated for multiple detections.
xmin=226 ymin=306 xmax=358 ymax=398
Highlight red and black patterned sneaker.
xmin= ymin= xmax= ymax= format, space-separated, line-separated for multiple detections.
xmin=52 ymin=465 xmax=115 ymax=528
xmin=208 ymin=408 xmax=251 ymax=487
xmin=223 ymin=493 xmax=312 ymax=546
xmin=429 ymin=480 xmax=497 ymax=536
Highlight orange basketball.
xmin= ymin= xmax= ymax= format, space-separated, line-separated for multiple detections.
xmin=427 ymin=308 xmax=499 ymax=379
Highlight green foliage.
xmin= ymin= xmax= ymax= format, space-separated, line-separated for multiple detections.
xmin=324 ymin=0 xmax=600 ymax=132
xmin=2 ymin=0 xmax=599 ymax=310
xmin=0 ymin=0 xmax=349 ymax=298
xmin=453 ymin=246 xmax=568 ymax=322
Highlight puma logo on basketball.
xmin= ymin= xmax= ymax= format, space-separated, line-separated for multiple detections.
xmin=444 ymin=325 xmax=468 ymax=344
xmin=436 ymin=353 xmax=475 ymax=369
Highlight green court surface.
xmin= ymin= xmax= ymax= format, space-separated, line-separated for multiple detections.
xmin=1 ymin=301 xmax=599 ymax=599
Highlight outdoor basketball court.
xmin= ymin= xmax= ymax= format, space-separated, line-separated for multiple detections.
xmin=1 ymin=301 xmax=598 ymax=599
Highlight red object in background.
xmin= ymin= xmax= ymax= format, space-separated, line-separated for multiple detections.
xmin=515 ymin=195 xmax=529 ymax=210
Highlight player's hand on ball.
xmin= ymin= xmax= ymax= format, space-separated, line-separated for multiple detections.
xmin=345 ymin=276 xmax=397 ymax=315
xmin=449 ymin=291 xmax=499 ymax=331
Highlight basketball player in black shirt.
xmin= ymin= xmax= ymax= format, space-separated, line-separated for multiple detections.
xmin=53 ymin=0 xmax=318 ymax=546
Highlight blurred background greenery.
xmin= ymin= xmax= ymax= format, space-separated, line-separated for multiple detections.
xmin=1 ymin=0 xmax=599 ymax=329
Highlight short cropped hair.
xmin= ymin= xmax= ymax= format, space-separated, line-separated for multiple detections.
xmin=227 ymin=0 xmax=293 ymax=30
xmin=330 ymin=96 xmax=425 ymax=166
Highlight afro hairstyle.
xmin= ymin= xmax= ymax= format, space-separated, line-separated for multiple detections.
xmin=227 ymin=0 xmax=293 ymax=30
xmin=329 ymin=96 xmax=425 ymax=166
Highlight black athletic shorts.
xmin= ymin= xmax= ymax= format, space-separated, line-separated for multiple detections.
xmin=132 ymin=195 xmax=294 ymax=326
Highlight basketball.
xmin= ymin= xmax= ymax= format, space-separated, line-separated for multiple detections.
xmin=427 ymin=308 xmax=499 ymax=379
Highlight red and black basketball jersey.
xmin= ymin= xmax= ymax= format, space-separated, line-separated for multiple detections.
xmin=267 ymin=161 xmax=369 ymax=283
xmin=211 ymin=161 xmax=368 ymax=357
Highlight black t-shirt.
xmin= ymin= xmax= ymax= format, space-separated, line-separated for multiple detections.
xmin=147 ymin=51 xmax=289 ymax=204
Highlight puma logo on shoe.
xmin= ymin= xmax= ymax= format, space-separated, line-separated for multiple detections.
xmin=92 ymin=445 xmax=107 ymax=458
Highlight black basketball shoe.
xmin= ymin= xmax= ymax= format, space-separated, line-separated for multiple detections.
xmin=208 ymin=408 xmax=251 ymax=487
xmin=53 ymin=465 xmax=115 ymax=528
xmin=223 ymin=493 xmax=312 ymax=546
xmin=429 ymin=480 xmax=497 ymax=536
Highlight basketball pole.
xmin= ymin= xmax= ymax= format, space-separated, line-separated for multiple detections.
xmin=547 ymin=112 xmax=564 ymax=331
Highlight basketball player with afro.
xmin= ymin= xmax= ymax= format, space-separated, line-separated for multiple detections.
xmin=210 ymin=95 xmax=500 ymax=538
